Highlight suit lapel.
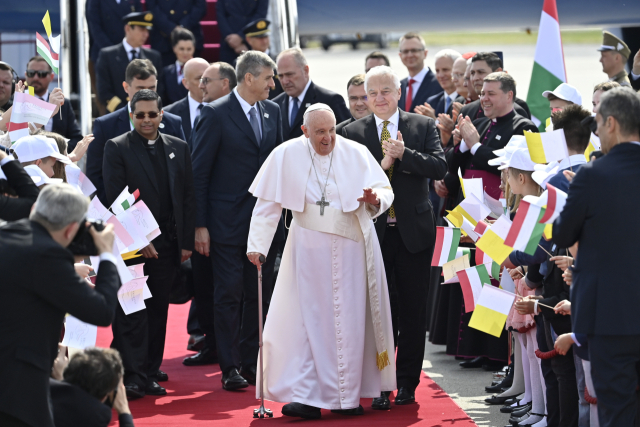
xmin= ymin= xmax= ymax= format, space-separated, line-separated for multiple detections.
xmin=161 ymin=134 xmax=177 ymax=201
xmin=364 ymin=115 xmax=383 ymax=162
xmin=118 ymin=107 xmax=131 ymax=133
xmin=282 ymin=97 xmax=291 ymax=136
xmin=129 ymin=132 xmax=160 ymax=194
xmin=292 ymin=82 xmax=315 ymax=130
xmin=228 ymin=92 xmax=260 ymax=147
xmin=412 ymin=71 xmax=431 ymax=110
xmin=257 ymin=102 xmax=270 ymax=146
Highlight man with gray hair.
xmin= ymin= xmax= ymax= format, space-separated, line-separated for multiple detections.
xmin=553 ymin=87 xmax=640 ymax=427
xmin=273 ymin=47 xmax=350 ymax=140
xmin=0 ymin=183 xmax=121 ymax=427
xmin=418 ymin=49 xmax=463 ymax=118
xmin=342 ymin=65 xmax=447 ymax=409
xmin=247 ymin=103 xmax=395 ymax=419
xmin=191 ymin=50 xmax=284 ymax=391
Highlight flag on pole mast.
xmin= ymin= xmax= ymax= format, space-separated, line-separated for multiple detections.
xmin=525 ymin=0 xmax=566 ymax=130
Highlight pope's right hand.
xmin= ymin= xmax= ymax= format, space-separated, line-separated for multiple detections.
xmin=195 ymin=227 xmax=210 ymax=257
xmin=247 ymin=252 xmax=265 ymax=267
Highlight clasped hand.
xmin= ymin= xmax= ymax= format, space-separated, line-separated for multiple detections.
xmin=381 ymin=131 xmax=404 ymax=170
xmin=452 ymin=116 xmax=480 ymax=150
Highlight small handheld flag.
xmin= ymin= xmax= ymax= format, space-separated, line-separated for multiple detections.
xmin=468 ymin=285 xmax=516 ymax=337
xmin=432 ymin=227 xmax=461 ymax=267
xmin=524 ymin=128 xmax=569 ymax=164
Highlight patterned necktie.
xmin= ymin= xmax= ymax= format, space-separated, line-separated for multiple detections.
xmin=381 ymin=121 xmax=395 ymax=218
xmin=405 ymin=78 xmax=416 ymax=112
xmin=290 ymin=97 xmax=299 ymax=127
xmin=249 ymin=107 xmax=261 ymax=145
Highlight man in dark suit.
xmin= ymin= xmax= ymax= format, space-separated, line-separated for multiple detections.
xmin=146 ymin=0 xmax=206 ymax=66
xmin=24 ymin=56 xmax=83 ymax=151
xmin=0 ymin=149 xmax=40 ymax=221
xmin=0 ymin=184 xmax=120 ymax=427
xmin=273 ymin=47 xmax=350 ymax=141
xmin=87 ymin=59 xmax=186 ymax=206
xmin=342 ymin=65 xmax=447 ymax=409
xmin=216 ymin=0 xmax=269 ymax=64
xmin=461 ymin=52 xmax=531 ymax=120
xmin=164 ymin=57 xmax=209 ymax=144
xmin=103 ymin=89 xmax=195 ymax=399
xmin=553 ymin=88 xmax=640 ymax=427
xmin=191 ymin=51 xmax=284 ymax=390
xmin=96 ymin=12 xmax=164 ymax=113
xmin=240 ymin=19 xmax=283 ymax=100
xmin=452 ymin=72 xmax=538 ymax=200
xmin=181 ymin=60 xmax=237 ymax=367
xmin=422 ymin=50 xmax=465 ymax=118
xmin=86 ymin=0 xmax=142 ymax=65
xmin=397 ymin=32 xmax=443 ymax=114
xmin=336 ymin=73 xmax=371 ymax=134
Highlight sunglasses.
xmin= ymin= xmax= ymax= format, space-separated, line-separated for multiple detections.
xmin=26 ymin=70 xmax=51 ymax=78
xmin=132 ymin=112 xmax=160 ymax=119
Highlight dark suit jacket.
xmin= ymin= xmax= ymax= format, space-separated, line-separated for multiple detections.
xmin=96 ymin=43 xmax=164 ymax=112
xmin=336 ymin=116 xmax=355 ymax=134
xmin=52 ymin=97 xmax=84 ymax=151
xmin=0 ymin=220 xmax=120 ymax=427
xmin=191 ymin=91 xmax=284 ymax=245
xmin=460 ymin=97 xmax=531 ymax=121
xmin=630 ymin=73 xmax=640 ymax=91
xmin=0 ymin=160 xmax=40 ymax=221
xmin=216 ymin=0 xmax=269 ymax=63
xmin=342 ymin=111 xmax=448 ymax=253
xmin=163 ymin=63 xmax=189 ymax=105
xmin=87 ymin=106 xmax=186 ymax=205
xmin=164 ymin=95 xmax=193 ymax=144
xmin=426 ymin=92 xmax=465 ymax=116
xmin=273 ymin=81 xmax=351 ymax=141
xmin=553 ymin=142 xmax=640 ymax=335
xmin=399 ymin=68 xmax=443 ymax=113
xmin=103 ymin=130 xmax=195 ymax=251
xmin=50 ymin=379 xmax=112 ymax=427
xmin=147 ymin=0 xmax=207 ymax=61
xmin=86 ymin=0 xmax=141 ymax=63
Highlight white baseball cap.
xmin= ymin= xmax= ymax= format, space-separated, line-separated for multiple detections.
xmin=498 ymin=147 xmax=536 ymax=171
xmin=11 ymin=135 xmax=71 ymax=165
xmin=24 ymin=165 xmax=63 ymax=186
xmin=489 ymin=135 xmax=528 ymax=166
xmin=542 ymin=83 xmax=582 ymax=106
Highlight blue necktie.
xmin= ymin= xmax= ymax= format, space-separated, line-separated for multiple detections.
xmin=445 ymin=95 xmax=451 ymax=113
xmin=249 ymin=107 xmax=261 ymax=145
xmin=290 ymin=97 xmax=299 ymax=128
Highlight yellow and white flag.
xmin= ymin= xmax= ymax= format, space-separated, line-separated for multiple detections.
xmin=524 ymin=128 xmax=569 ymax=163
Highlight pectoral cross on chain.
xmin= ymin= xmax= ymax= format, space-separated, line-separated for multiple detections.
xmin=316 ymin=195 xmax=329 ymax=216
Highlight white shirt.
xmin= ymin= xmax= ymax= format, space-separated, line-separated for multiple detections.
xmin=122 ymin=38 xmax=140 ymax=61
xmin=405 ymin=67 xmax=428 ymax=101
xmin=38 ymin=91 xmax=54 ymax=132
xmin=445 ymin=91 xmax=458 ymax=111
xmin=289 ymin=79 xmax=312 ymax=122
xmin=460 ymin=117 xmax=497 ymax=155
xmin=374 ymin=109 xmax=400 ymax=222
xmin=558 ymin=154 xmax=587 ymax=170
xmin=187 ymin=92 xmax=202 ymax=128
xmin=234 ymin=87 xmax=262 ymax=138
xmin=175 ymin=60 xmax=184 ymax=84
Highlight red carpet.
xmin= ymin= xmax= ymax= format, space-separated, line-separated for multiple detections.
xmin=97 ymin=304 xmax=476 ymax=426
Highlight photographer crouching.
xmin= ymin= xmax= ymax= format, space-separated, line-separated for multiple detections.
xmin=0 ymin=183 xmax=121 ymax=427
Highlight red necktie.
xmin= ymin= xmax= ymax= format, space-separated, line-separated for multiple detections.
xmin=405 ymin=78 xmax=416 ymax=112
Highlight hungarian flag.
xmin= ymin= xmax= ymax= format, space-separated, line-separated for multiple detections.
xmin=36 ymin=32 xmax=59 ymax=74
xmin=468 ymin=285 xmax=516 ymax=337
xmin=475 ymin=248 xmax=501 ymax=280
xmin=504 ymin=200 xmax=546 ymax=255
xmin=525 ymin=0 xmax=566 ymax=130
xmin=111 ymin=187 xmax=140 ymax=214
xmin=458 ymin=264 xmax=492 ymax=313
xmin=524 ymin=129 xmax=569 ymax=163
xmin=539 ymin=184 xmax=568 ymax=224
xmin=432 ymin=227 xmax=461 ymax=266
xmin=8 ymin=122 xmax=29 ymax=144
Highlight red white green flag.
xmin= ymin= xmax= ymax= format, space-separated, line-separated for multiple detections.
xmin=8 ymin=122 xmax=29 ymax=144
xmin=504 ymin=200 xmax=547 ymax=255
xmin=458 ymin=264 xmax=492 ymax=313
xmin=36 ymin=32 xmax=59 ymax=74
xmin=432 ymin=227 xmax=461 ymax=266
xmin=111 ymin=187 xmax=140 ymax=214
xmin=525 ymin=0 xmax=566 ymax=130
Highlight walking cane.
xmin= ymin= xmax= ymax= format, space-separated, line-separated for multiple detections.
xmin=253 ymin=254 xmax=273 ymax=418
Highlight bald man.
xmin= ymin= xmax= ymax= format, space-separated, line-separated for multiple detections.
xmin=165 ymin=58 xmax=210 ymax=144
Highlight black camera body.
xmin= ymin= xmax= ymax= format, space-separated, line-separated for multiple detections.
xmin=67 ymin=219 xmax=106 ymax=256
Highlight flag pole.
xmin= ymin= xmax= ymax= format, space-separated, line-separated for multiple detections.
xmin=58 ymin=27 xmax=62 ymax=119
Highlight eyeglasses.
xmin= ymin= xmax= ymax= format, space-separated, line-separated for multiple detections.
xmin=199 ymin=77 xmax=225 ymax=85
xmin=26 ymin=70 xmax=51 ymax=78
xmin=133 ymin=112 xmax=160 ymax=119
xmin=348 ymin=96 xmax=368 ymax=102
xmin=399 ymin=48 xmax=424 ymax=55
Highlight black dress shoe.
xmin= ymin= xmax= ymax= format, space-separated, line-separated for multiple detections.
xmin=155 ymin=370 xmax=168 ymax=382
xmin=482 ymin=361 xmax=507 ymax=371
xmin=394 ymin=387 xmax=415 ymax=405
xmin=183 ymin=347 xmax=218 ymax=366
xmin=221 ymin=368 xmax=249 ymax=390
xmin=485 ymin=394 xmax=519 ymax=405
xmin=485 ymin=375 xmax=513 ymax=393
xmin=510 ymin=403 xmax=532 ymax=418
xmin=125 ymin=383 xmax=145 ymax=400
xmin=239 ymin=366 xmax=256 ymax=386
xmin=331 ymin=405 xmax=364 ymax=415
xmin=371 ymin=391 xmax=391 ymax=410
xmin=282 ymin=402 xmax=322 ymax=419
xmin=459 ymin=356 xmax=487 ymax=368
xmin=187 ymin=334 xmax=206 ymax=352
xmin=146 ymin=381 xmax=167 ymax=396
xmin=500 ymin=401 xmax=531 ymax=414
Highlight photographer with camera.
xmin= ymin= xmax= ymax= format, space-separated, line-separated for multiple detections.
xmin=0 ymin=142 xmax=40 ymax=222
xmin=0 ymin=183 xmax=121 ymax=427
xmin=50 ymin=347 xmax=135 ymax=427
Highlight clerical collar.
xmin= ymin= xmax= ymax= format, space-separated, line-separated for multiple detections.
xmin=490 ymin=110 xmax=516 ymax=123
xmin=132 ymin=129 xmax=159 ymax=145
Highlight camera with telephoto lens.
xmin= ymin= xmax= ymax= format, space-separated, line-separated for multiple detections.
xmin=67 ymin=218 xmax=106 ymax=256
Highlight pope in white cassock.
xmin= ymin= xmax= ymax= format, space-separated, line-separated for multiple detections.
xmin=246 ymin=103 xmax=396 ymax=419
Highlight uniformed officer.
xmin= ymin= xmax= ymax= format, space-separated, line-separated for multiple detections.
xmin=241 ymin=19 xmax=283 ymax=100
xmin=598 ymin=31 xmax=631 ymax=87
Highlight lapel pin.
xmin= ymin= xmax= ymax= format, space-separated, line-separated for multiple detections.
xmin=495 ymin=135 xmax=501 ymax=140
xmin=159 ymin=123 xmax=165 ymax=129
xmin=305 ymin=103 xmax=311 ymax=108
xmin=169 ymin=152 xmax=175 ymax=159
xmin=264 ymin=113 xmax=269 ymax=118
